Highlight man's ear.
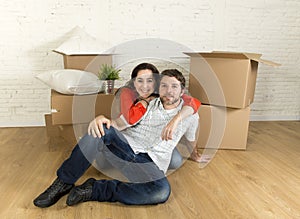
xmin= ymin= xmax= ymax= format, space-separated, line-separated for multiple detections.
xmin=180 ymin=88 xmax=185 ymax=96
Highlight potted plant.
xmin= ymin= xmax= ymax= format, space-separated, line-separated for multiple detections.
xmin=98 ymin=64 xmax=121 ymax=94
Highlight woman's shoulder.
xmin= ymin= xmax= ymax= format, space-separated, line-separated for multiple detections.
xmin=118 ymin=86 xmax=135 ymax=94
xmin=117 ymin=86 xmax=137 ymax=98
xmin=120 ymin=86 xmax=133 ymax=92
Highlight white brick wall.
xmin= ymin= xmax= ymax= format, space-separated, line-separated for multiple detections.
xmin=0 ymin=0 xmax=299 ymax=126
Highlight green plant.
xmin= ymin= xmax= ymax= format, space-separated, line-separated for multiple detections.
xmin=98 ymin=64 xmax=121 ymax=80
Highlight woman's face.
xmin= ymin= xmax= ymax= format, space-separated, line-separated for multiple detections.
xmin=133 ymin=69 xmax=155 ymax=98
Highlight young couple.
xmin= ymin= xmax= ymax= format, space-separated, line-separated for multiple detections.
xmin=33 ymin=63 xmax=201 ymax=208
xmin=112 ymin=63 xmax=201 ymax=165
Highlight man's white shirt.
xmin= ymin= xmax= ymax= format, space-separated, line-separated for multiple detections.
xmin=121 ymin=98 xmax=199 ymax=173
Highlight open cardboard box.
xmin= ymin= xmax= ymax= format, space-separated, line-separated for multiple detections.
xmin=197 ymin=105 xmax=250 ymax=150
xmin=186 ymin=51 xmax=280 ymax=109
xmin=53 ymin=50 xmax=113 ymax=74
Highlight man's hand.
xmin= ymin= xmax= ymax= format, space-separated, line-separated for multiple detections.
xmin=161 ymin=114 xmax=181 ymax=140
xmin=189 ymin=147 xmax=202 ymax=162
xmin=88 ymin=115 xmax=111 ymax=138
xmin=189 ymin=147 xmax=211 ymax=163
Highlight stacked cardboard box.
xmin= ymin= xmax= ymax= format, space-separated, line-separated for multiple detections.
xmin=186 ymin=52 xmax=279 ymax=150
xmin=46 ymin=52 xmax=115 ymax=145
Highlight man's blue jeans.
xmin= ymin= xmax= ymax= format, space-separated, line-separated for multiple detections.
xmin=57 ymin=126 xmax=171 ymax=205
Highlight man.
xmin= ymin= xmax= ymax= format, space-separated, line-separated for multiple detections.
xmin=33 ymin=69 xmax=199 ymax=207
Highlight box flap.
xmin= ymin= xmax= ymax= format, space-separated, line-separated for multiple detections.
xmin=242 ymin=52 xmax=280 ymax=66
xmin=184 ymin=52 xmax=251 ymax=59
xmin=248 ymin=56 xmax=280 ymax=66
xmin=184 ymin=51 xmax=280 ymax=66
xmin=53 ymin=26 xmax=111 ymax=55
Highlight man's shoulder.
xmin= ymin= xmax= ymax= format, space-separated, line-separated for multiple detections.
xmin=148 ymin=97 xmax=160 ymax=107
xmin=186 ymin=112 xmax=199 ymax=122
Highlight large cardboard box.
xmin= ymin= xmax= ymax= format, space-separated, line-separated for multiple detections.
xmin=197 ymin=105 xmax=250 ymax=150
xmin=186 ymin=52 xmax=279 ymax=108
xmin=53 ymin=51 xmax=113 ymax=74
xmin=51 ymin=90 xmax=115 ymax=125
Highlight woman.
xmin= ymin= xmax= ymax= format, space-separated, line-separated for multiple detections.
xmin=111 ymin=63 xmax=201 ymax=167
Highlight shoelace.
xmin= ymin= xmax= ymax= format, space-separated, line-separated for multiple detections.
xmin=45 ymin=179 xmax=65 ymax=197
xmin=82 ymin=185 xmax=92 ymax=200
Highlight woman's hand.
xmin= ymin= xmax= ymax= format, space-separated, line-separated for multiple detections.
xmin=88 ymin=115 xmax=111 ymax=138
xmin=137 ymin=95 xmax=156 ymax=108
xmin=146 ymin=94 xmax=156 ymax=102
xmin=161 ymin=113 xmax=181 ymax=140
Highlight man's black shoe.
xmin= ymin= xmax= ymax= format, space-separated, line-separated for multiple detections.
xmin=33 ymin=177 xmax=74 ymax=208
xmin=66 ymin=178 xmax=96 ymax=206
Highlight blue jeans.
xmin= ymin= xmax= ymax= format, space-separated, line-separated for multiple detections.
xmin=57 ymin=126 xmax=171 ymax=205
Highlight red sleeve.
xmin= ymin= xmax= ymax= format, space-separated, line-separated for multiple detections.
xmin=182 ymin=94 xmax=201 ymax=114
xmin=128 ymin=103 xmax=147 ymax=125
xmin=120 ymin=88 xmax=147 ymax=125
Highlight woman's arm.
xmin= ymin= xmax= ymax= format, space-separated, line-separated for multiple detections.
xmin=119 ymin=88 xmax=151 ymax=125
xmin=181 ymin=93 xmax=201 ymax=114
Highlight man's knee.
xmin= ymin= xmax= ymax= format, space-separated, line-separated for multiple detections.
xmin=79 ymin=125 xmax=115 ymax=144
xmin=151 ymin=179 xmax=171 ymax=204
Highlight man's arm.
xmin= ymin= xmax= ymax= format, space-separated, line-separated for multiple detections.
xmin=161 ymin=106 xmax=194 ymax=140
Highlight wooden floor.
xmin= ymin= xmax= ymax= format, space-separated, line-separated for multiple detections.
xmin=0 ymin=121 xmax=299 ymax=219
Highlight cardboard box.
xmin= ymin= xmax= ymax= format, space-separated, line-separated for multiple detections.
xmin=51 ymin=51 xmax=114 ymax=125
xmin=54 ymin=51 xmax=113 ymax=74
xmin=197 ymin=105 xmax=250 ymax=150
xmin=186 ymin=52 xmax=279 ymax=108
xmin=45 ymin=114 xmax=86 ymax=146
xmin=51 ymin=90 xmax=115 ymax=125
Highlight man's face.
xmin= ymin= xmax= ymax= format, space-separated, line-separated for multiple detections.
xmin=159 ymin=76 xmax=184 ymax=109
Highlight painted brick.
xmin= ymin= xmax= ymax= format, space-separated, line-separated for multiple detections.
xmin=0 ymin=0 xmax=299 ymax=126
